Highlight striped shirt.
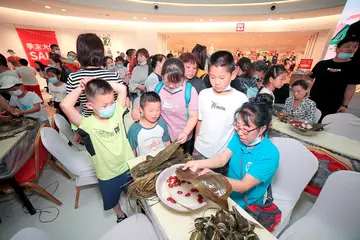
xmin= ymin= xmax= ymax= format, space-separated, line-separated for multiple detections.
xmin=66 ymin=68 xmax=122 ymax=117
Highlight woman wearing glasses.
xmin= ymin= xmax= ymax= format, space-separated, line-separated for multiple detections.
xmin=183 ymin=101 xmax=279 ymax=208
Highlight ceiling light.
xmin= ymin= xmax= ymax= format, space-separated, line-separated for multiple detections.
xmin=200 ymin=19 xmax=203 ymax=22
xmin=61 ymin=9 xmax=66 ymax=11
xmin=268 ymin=18 xmax=272 ymax=20
xmin=209 ymin=19 xmax=213 ymax=21
xmin=279 ymin=17 xmax=283 ymax=20
xmin=45 ymin=6 xmax=51 ymax=9
xmin=289 ymin=40 xmax=291 ymax=42
xmin=143 ymin=17 xmax=148 ymax=20
xmin=133 ymin=16 xmax=137 ymax=19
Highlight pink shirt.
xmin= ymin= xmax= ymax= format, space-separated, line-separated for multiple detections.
xmin=154 ymin=82 xmax=198 ymax=141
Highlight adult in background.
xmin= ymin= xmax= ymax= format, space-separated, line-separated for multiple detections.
xmin=15 ymin=59 xmax=43 ymax=101
xmin=62 ymin=51 xmax=81 ymax=73
xmin=6 ymin=49 xmax=21 ymax=69
xmin=309 ymin=36 xmax=359 ymax=120
xmin=49 ymin=53 xmax=69 ymax=84
xmin=0 ymin=53 xmax=20 ymax=101
xmin=66 ymin=33 xmax=122 ymax=117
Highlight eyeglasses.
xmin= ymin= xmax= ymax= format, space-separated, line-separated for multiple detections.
xmin=233 ymin=122 xmax=259 ymax=135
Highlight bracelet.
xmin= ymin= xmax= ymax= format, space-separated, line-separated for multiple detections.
xmin=342 ymin=104 xmax=348 ymax=108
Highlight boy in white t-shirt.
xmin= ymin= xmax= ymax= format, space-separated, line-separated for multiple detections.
xmin=194 ymin=51 xmax=248 ymax=172
xmin=46 ymin=67 xmax=68 ymax=121
xmin=128 ymin=92 xmax=170 ymax=156
xmin=0 ymin=75 xmax=48 ymax=123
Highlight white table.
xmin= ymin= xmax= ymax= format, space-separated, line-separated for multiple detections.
xmin=0 ymin=131 xmax=27 ymax=163
xmin=128 ymin=155 xmax=277 ymax=240
xmin=271 ymin=118 xmax=360 ymax=161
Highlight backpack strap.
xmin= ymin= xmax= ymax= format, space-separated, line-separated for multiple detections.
xmin=154 ymin=81 xmax=164 ymax=94
xmin=185 ymin=82 xmax=192 ymax=121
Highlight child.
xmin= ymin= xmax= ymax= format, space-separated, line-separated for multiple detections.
xmin=104 ymin=56 xmax=116 ymax=71
xmin=128 ymin=92 xmax=170 ymax=156
xmin=194 ymin=51 xmax=248 ymax=174
xmin=132 ymin=58 xmax=198 ymax=154
xmin=179 ymin=52 xmax=206 ymax=94
xmin=115 ymin=56 xmax=130 ymax=85
xmin=0 ymin=75 xmax=48 ymax=123
xmin=60 ymin=79 xmax=133 ymax=223
xmin=46 ymin=66 xmax=68 ymax=121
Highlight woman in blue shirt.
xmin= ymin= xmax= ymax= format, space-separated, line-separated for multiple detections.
xmin=183 ymin=101 xmax=279 ymax=208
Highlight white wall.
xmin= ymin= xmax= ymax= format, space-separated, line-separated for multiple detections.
xmin=302 ymin=29 xmax=333 ymax=65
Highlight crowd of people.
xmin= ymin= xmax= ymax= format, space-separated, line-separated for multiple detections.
xmin=0 ymin=31 xmax=359 ymax=223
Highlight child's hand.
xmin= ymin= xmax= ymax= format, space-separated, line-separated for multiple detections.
xmin=73 ymin=132 xmax=81 ymax=143
xmin=198 ymin=168 xmax=214 ymax=176
xmin=10 ymin=108 xmax=22 ymax=117
xmin=177 ymin=132 xmax=188 ymax=144
xmin=182 ymin=160 xmax=202 ymax=173
xmin=80 ymin=78 xmax=96 ymax=90
xmin=131 ymin=108 xmax=141 ymax=121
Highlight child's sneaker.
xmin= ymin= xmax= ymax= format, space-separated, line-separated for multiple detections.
xmin=117 ymin=214 xmax=127 ymax=223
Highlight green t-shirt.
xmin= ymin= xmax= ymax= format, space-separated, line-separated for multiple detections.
xmin=78 ymin=102 xmax=134 ymax=180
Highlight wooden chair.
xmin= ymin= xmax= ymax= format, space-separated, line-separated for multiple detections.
xmin=0 ymin=124 xmax=64 ymax=205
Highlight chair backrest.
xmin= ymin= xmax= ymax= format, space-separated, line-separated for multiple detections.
xmin=35 ymin=123 xmax=51 ymax=180
xmin=271 ymin=137 xmax=318 ymax=200
xmin=315 ymin=108 xmax=322 ymax=123
xmin=306 ymin=171 xmax=360 ymax=236
xmin=40 ymin=127 xmax=92 ymax=176
xmin=322 ymin=113 xmax=360 ymax=141
xmin=11 ymin=227 xmax=55 ymax=240
xmin=53 ymin=114 xmax=74 ymax=143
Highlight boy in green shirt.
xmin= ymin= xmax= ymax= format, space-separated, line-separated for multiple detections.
xmin=61 ymin=78 xmax=134 ymax=223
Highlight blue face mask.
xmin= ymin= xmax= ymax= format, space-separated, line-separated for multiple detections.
xmin=138 ymin=61 xmax=147 ymax=66
xmin=245 ymin=136 xmax=262 ymax=147
xmin=97 ymin=103 xmax=116 ymax=118
xmin=48 ymin=77 xmax=59 ymax=84
xmin=67 ymin=55 xmax=75 ymax=61
xmin=107 ymin=66 xmax=115 ymax=71
xmin=337 ymin=52 xmax=354 ymax=60
xmin=116 ymin=64 xmax=124 ymax=68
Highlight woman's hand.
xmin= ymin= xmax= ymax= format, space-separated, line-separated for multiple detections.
xmin=337 ymin=106 xmax=347 ymax=113
xmin=182 ymin=160 xmax=202 ymax=173
xmin=177 ymin=132 xmax=188 ymax=144
xmin=199 ymin=168 xmax=214 ymax=176
xmin=131 ymin=108 xmax=141 ymax=121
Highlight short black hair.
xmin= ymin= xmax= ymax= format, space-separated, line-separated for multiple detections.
xmin=140 ymin=92 xmax=161 ymax=108
xmin=84 ymin=79 xmax=113 ymax=99
xmin=50 ymin=44 xmax=59 ymax=50
xmin=337 ymin=35 xmax=360 ymax=48
xmin=103 ymin=56 xmax=113 ymax=66
xmin=292 ymin=79 xmax=309 ymax=90
xmin=252 ymin=60 xmax=268 ymax=73
xmin=76 ymin=33 xmax=105 ymax=67
xmin=161 ymin=58 xmax=185 ymax=84
xmin=115 ymin=56 xmax=125 ymax=63
xmin=67 ymin=51 xmax=76 ymax=56
xmin=263 ymin=64 xmax=288 ymax=86
xmin=209 ymin=50 xmax=235 ymax=73
xmin=126 ymin=49 xmax=136 ymax=57
xmin=19 ymin=59 xmax=28 ymax=66
xmin=0 ymin=54 xmax=8 ymax=67
xmin=46 ymin=67 xmax=61 ymax=76
xmin=150 ymin=54 xmax=166 ymax=69
xmin=234 ymin=102 xmax=272 ymax=136
xmin=179 ymin=52 xmax=197 ymax=65
xmin=252 ymin=93 xmax=274 ymax=109
xmin=167 ymin=53 xmax=174 ymax=58
xmin=236 ymin=57 xmax=251 ymax=72
xmin=34 ymin=61 xmax=48 ymax=71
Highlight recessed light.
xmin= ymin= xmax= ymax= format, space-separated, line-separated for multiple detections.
xmin=200 ymin=19 xmax=203 ymax=22
xmin=268 ymin=18 xmax=272 ymax=20
xmin=133 ymin=16 xmax=137 ymax=19
xmin=289 ymin=40 xmax=291 ymax=42
xmin=143 ymin=17 xmax=148 ymax=20
xmin=61 ymin=9 xmax=66 ymax=11
xmin=45 ymin=6 xmax=51 ymax=9
xmin=209 ymin=19 xmax=213 ymax=21
xmin=279 ymin=17 xmax=283 ymax=20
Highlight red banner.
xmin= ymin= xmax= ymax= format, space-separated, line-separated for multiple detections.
xmin=16 ymin=28 xmax=58 ymax=68
xmin=298 ymin=59 xmax=314 ymax=70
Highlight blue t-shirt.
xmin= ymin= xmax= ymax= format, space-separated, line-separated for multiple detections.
xmin=128 ymin=119 xmax=170 ymax=156
xmin=227 ymin=133 xmax=279 ymax=208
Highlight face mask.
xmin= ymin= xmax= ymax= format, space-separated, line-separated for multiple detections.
xmin=97 ymin=103 xmax=116 ymax=118
xmin=245 ymin=136 xmax=262 ymax=147
xmin=55 ymin=50 xmax=61 ymax=55
xmin=48 ymin=77 xmax=59 ymax=84
xmin=138 ymin=61 xmax=147 ymax=66
xmin=164 ymin=85 xmax=183 ymax=94
xmin=337 ymin=52 xmax=354 ymax=60
xmin=67 ymin=55 xmax=75 ymax=61
xmin=116 ymin=64 xmax=124 ymax=68
xmin=107 ymin=66 xmax=115 ymax=70
xmin=10 ymin=89 xmax=23 ymax=96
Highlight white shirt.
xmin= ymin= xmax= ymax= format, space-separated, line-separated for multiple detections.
xmin=49 ymin=82 xmax=67 ymax=102
xmin=9 ymin=92 xmax=47 ymax=122
xmin=259 ymin=87 xmax=275 ymax=103
xmin=194 ymin=88 xmax=248 ymax=158
xmin=15 ymin=66 xmax=38 ymax=86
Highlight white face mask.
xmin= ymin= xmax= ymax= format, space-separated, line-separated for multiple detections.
xmin=138 ymin=61 xmax=147 ymax=66
xmin=10 ymin=89 xmax=23 ymax=96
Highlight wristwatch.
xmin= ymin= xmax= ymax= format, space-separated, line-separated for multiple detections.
xmin=342 ymin=104 xmax=348 ymax=108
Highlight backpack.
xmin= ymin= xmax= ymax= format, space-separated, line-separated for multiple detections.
xmin=244 ymin=83 xmax=259 ymax=98
xmin=304 ymin=146 xmax=354 ymax=196
xmin=154 ymin=81 xmax=192 ymax=120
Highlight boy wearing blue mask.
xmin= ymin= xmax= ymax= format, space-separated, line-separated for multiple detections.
xmin=309 ymin=36 xmax=359 ymax=121
xmin=61 ymin=78 xmax=133 ymax=223
xmin=46 ymin=67 xmax=67 ymax=121
xmin=193 ymin=51 xmax=248 ymax=175
xmin=62 ymin=51 xmax=80 ymax=73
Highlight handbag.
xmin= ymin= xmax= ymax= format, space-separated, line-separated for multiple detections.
xmin=240 ymin=158 xmax=282 ymax=232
